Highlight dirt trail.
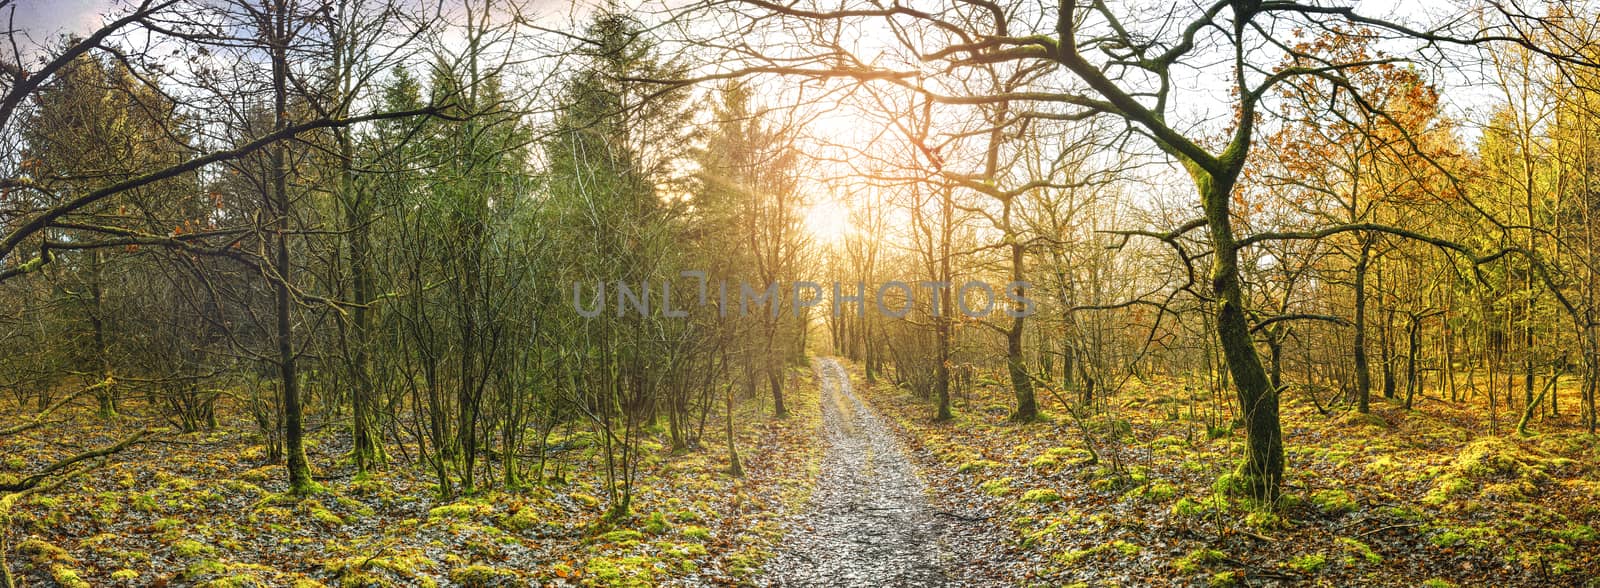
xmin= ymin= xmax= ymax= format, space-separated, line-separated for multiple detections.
xmin=764 ymin=357 xmax=1003 ymax=587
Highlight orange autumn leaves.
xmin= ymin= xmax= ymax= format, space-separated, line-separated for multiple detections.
xmin=1249 ymin=27 xmax=1467 ymax=220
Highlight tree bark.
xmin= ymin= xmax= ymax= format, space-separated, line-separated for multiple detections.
xmin=267 ymin=0 xmax=314 ymax=495
xmin=1354 ymin=238 xmax=1372 ymax=412
xmin=1196 ymin=164 xmax=1281 ymax=502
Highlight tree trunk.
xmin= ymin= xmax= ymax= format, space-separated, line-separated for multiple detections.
xmin=1381 ymin=308 xmax=1397 ymax=400
xmin=1353 ymin=239 xmax=1372 ymax=412
xmin=935 ymin=185 xmax=953 ymax=421
xmin=1405 ymin=314 xmax=1422 ymax=410
xmin=1005 ymin=210 xmax=1036 ymax=422
xmin=268 ymin=0 xmax=314 ymax=495
xmin=1197 ymin=165 xmax=1281 ymax=502
xmin=768 ymin=344 xmax=786 ymax=418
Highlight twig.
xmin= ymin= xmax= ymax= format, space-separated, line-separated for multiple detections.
xmin=1237 ymin=529 xmax=1277 ymax=542
xmin=1358 ymin=522 xmax=1422 ymax=537
xmin=934 ymin=510 xmax=991 ymax=522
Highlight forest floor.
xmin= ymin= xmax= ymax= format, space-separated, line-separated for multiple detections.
xmin=856 ymin=362 xmax=1600 ymax=587
xmin=4 ymin=359 xmax=1600 ymax=587
xmin=0 ymin=366 xmax=824 ymax=587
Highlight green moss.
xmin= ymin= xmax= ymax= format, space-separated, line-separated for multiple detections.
xmin=724 ymin=547 xmax=770 ymax=577
xmin=1021 ymin=520 xmax=1063 ymax=549
xmin=682 ymin=525 xmax=711 ymax=541
xmin=1150 ymin=435 xmax=1188 ymax=449
xmin=1287 ymin=553 xmax=1326 ymax=573
xmin=427 ymin=499 xmax=491 ymax=521
xmin=1364 ymin=454 xmax=1402 ymax=476
xmin=956 ymin=459 xmax=1002 ymax=474
xmin=1422 ymin=474 xmax=1474 ymax=507
xmin=19 ymin=539 xmax=94 ymax=588
xmin=1429 ymin=526 xmax=1494 ymax=549
xmin=333 ymin=496 xmax=372 ymax=516
xmin=1480 ymin=480 xmax=1534 ymax=501
xmin=569 ymin=492 xmax=600 ymax=509
xmin=251 ymin=506 xmax=292 ymax=524
xmin=222 ymin=480 xmax=266 ymax=496
xmin=1339 ymin=411 xmax=1389 ymax=429
xmin=1243 ymin=509 xmax=1281 ymax=530
xmin=1045 ymin=446 xmax=1091 ymax=461
xmin=172 ymin=539 xmax=216 ymax=559
xmin=323 ymin=552 xmax=437 ymax=588
xmin=1211 ymin=472 xmax=1247 ymax=497
xmin=29 ymin=495 xmax=62 ymax=509
xmin=200 ymin=575 xmax=258 ymax=588
xmin=599 ymin=528 xmax=645 ymax=546
xmin=1127 ymin=481 xmax=1177 ymax=503
xmin=448 ymin=564 xmax=518 ymax=588
xmin=183 ymin=559 xmax=226 ymax=580
xmin=1554 ymin=524 xmax=1598 ymax=542
xmin=239 ymin=466 xmax=276 ymax=483
xmin=1455 ymin=437 xmax=1526 ymax=478
xmin=1053 ymin=539 xmax=1137 ymax=565
xmin=1208 ymin=570 xmax=1240 ymax=588
xmin=642 ymin=510 xmax=672 ymax=535
xmin=662 ymin=539 xmax=708 ymax=556
xmin=980 ymin=477 xmax=1016 ymax=497
xmin=1019 ymin=488 xmax=1063 ymax=504
xmin=164 ymin=476 xmax=198 ymax=491
xmin=1028 ymin=455 xmax=1060 ymax=470
xmin=584 ymin=556 xmax=659 ymax=587
xmin=1093 ymin=417 xmax=1133 ymax=439
xmin=1171 ymin=498 xmax=1203 ymax=517
xmin=307 ymin=501 xmax=344 ymax=526
xmin=154 ymin=517 xmax=186 ymax=532
xmin=1421 ymin=580 xmax=1456 ymax=588
xmin=111 ymin=569 xmax=140 ymax=582
xmin=1337 ymin=537 xmax=1381 ymax=564
xmin=1173 ymin=548 xmax=1225 ymax=574
xmin=500 ymin=507 xmax=539 ymax=533
xmin=1383 ymin=505 xmax=1425 ymax=520
xmin=1310 ymin=489 xmax=1356 ymax=515
xmin=49 ymin=566 xmax=92 ymax=588
xmin=1054 ymin=546 xmax=1097 ymax=565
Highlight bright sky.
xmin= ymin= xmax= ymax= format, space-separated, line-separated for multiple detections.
xmin=10 ymin=0 xmax=111 ymax=39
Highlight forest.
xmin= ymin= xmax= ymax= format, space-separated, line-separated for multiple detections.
xmin=2 ymin=0 xmax=1600 ymax=586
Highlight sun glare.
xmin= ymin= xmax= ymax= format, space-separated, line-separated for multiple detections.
xmin=804 ymin=199 xmax=852 ymax=244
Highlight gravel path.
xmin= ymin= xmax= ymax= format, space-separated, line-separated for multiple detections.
xmin=764 ymin=357 xmax=1003 ymax=587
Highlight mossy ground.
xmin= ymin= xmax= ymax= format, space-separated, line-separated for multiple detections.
xmin=863 ymin=370 xmax=1600 ymax=587
xmin=0 ymin=365 xmax=823 ymax=586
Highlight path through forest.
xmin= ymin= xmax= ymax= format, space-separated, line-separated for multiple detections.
xmin=764 ymin=357 xmax=1007 ymax=587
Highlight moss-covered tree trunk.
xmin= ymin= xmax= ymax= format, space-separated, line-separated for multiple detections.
xmin=267 ymin=0 xmax=314 ymax=495
xmin=1195 ymin=163 xmax=1282 ymax=502
xmin=1006 ymin=241 xmax=1037 ymax=422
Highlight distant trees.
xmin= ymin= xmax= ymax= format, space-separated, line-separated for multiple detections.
xmin=694 ymin=0 xmax=1600 ymax=503
xmin=692 ymin=78 xmax=808 ymax=449
xmin=542 ymin=9 xmax=703 ymax=517
xmin=1261 ymin=30 xmax=1461 ymax=414
xmin=16 ymin=50 xmax=192 ymax=419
